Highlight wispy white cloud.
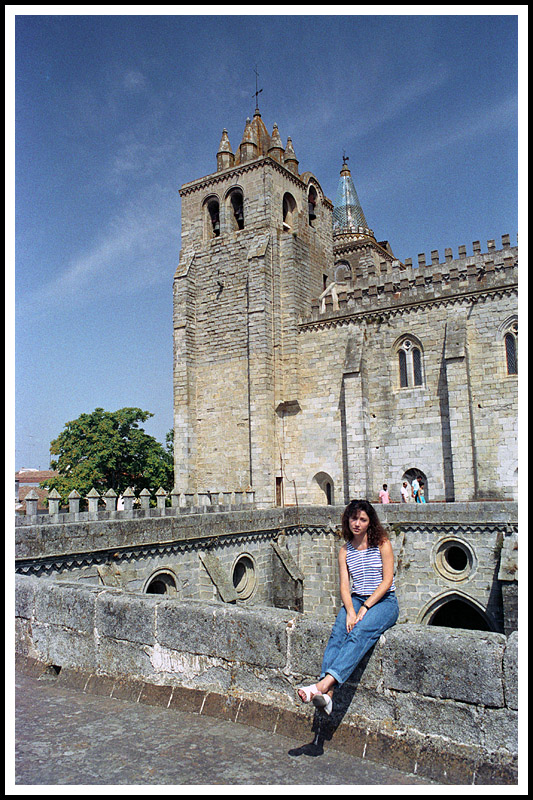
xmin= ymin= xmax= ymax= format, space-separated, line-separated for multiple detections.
xmin=355 ymin=70 xmax=453 ymax=138
xmin=20 ymin=185 xmax=179 ymax=312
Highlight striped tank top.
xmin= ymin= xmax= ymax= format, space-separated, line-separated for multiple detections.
xmin=346 ymin=541 xmax=395 ymax=596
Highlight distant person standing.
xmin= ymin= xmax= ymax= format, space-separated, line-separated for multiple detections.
xmin=400 ymin=481 xmax=411 ymax=503
xmin=411 ymin=475 xmax=420 ymax=502
xmin=417 ymin=480 xmax=427 ymax=503
xmin=378 ymin=484 xmax=390 ymax=504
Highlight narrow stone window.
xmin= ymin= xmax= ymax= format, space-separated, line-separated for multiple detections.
xmin=505 ymin=328 xmax=517 ymax=375
xmin=399 ymin=349 xmax=408 ymax=388
xmin=413 ymin=347 xmax=423 ymax=386
xmin=308 ymin=186 xmax=318 ymax=225
xmin=275 ymin=476 xmax=283 ymax=506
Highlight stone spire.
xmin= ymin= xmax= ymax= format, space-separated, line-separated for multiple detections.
xmin=238 ymin=117 xmax=258 ymax=163
xmin=216 ymin=128 xmax=235 ymax=172
xmin=267 ymin=123 xmax=285 ymax=163
xmin=283 ymin=137 xmax=299 ymax=175
xmin=333 ymin=157 xmax=372 ymax=237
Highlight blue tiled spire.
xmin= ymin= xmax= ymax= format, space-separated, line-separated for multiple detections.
xmin=333 ymin=158 xmax=371 ymax=234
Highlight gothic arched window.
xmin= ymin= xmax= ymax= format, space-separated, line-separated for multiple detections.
xmin=504 ymin=321 xmax=518 ymax=375
xmin=396 ymin=337 xmax=424 ymax=389
xmin=413 ymin=347 xmax=423 ymax=386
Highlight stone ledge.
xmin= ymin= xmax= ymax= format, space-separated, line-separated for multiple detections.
xmin=15 ymin=655 xmax=518 ymax=786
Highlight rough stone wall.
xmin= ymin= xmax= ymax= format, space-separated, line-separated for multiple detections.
xmin=15 ymin=574 xmax=518 ymax=783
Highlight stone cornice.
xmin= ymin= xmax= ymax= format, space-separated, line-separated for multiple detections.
xmin=180 ymin=157 xmax=308 ymax=198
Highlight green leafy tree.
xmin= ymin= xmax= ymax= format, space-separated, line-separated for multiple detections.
xmin=43 ymin=407 xmax=174 ymax=501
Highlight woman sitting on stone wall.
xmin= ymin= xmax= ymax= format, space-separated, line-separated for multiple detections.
xmin=297 ymin=499 xmax=398 ymax=715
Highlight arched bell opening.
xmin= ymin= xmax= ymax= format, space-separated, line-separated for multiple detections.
xmin=282 ymin=192 xmax=297 ymax=231
xmin=227 ymin=188 xmax=245 ymax=231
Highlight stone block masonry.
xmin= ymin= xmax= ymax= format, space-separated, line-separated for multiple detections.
xmin=15 ymin=574 xmax=518 ymax=785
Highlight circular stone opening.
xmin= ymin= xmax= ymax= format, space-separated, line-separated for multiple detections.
xmin=433 ymin=539 xmax=474 ymax=582
xmin=232 ymin=554 xmax=256 ymax=600
xmin=445 ymin=545 xmax=468 ymax=572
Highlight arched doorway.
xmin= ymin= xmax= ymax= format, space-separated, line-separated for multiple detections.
xmin=402 ymin=467 xmax=429 ymax=501
xmin=312 ymin=472 xmax=335 ymax=505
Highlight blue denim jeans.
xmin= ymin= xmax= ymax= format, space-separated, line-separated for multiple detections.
xmin=320 ymin=592 xmax=399 ymax=685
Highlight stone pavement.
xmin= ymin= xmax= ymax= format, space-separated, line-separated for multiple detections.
xmin=14 ymin=670 xmax=437 ymax=787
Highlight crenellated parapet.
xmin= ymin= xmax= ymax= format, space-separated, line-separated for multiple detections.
xmin=304 ymin=234 xmax=517 ymax=326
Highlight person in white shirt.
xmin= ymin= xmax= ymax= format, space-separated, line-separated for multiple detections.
xmin=400 ymin=481 xmax=411 ymax=503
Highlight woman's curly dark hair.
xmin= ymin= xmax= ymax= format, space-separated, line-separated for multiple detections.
xmin=341 ymin=499 xmax=388 ymax=547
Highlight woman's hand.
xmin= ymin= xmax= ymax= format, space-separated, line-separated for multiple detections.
xmin=346 ymin=608 xmax=357 ymax=633
xmin=354 ymin=605 xmax=368 ymax=625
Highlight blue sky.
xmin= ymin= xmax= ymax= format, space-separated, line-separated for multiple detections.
xmin=11 ymin=9 xmax=521 ymax=472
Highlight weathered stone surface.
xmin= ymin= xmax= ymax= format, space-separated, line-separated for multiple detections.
xmin=156 ymin=598 xmax=220 ymax=655
xmin=215 ymin=604 xmax=290 ymax=669
xmin=503 ymin=630 xmax=518 ymax=710
xmin=34 ymin=580 xmax=97 ymax=633
xmin=381 ymin=625 xmax=506 ymax=706
xmin=14 ymin=573 xmax=37 ymax=619
xmin=95 ymin=590 xmax=158 ymax=645
xmin=286 ymin=614 xmax=331 ymax=677
xmin=480 ymin=707 xmax=518 ymax=754
xmin=393 ymin=691 xmax=482 ymax=745
xmin=32 ymin=622 xmax=97 ymax=671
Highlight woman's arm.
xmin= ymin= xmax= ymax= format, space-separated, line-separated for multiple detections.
xmin=338 ymin=544 xmax=357 ymax=632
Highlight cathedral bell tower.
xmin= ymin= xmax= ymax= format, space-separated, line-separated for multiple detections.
xmin=173 ymin=108 xmax=333 ymax=507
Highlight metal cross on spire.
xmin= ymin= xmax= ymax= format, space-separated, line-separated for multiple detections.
xmin=342 ymin=150 xmax=349 ymax=166
xmin=253 ymin=65 xmax=263 ymax=111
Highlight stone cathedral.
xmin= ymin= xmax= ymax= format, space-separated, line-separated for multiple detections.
xmin=172 ymin=107 xmax=518 ymax=508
